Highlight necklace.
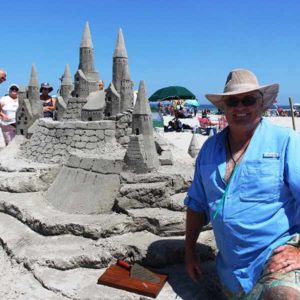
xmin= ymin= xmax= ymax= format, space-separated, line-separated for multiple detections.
xmin=226 ymin=132 xmax=251 ymax=166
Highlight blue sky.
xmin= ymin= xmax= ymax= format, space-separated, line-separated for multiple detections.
xmin=1 ymin=0 xmax=300 ymax=105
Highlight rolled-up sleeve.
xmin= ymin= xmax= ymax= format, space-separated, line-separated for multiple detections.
xmin=184 ymin=152 xmax=210 ymax=224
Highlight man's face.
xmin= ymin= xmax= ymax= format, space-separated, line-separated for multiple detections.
xmin=222 ymin=91 xmax=264 ymax=131
xmin=0 ymin=71 xmax=7 ymax=83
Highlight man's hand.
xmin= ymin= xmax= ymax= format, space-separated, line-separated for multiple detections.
xmin=185 ymin=250 xmax=202 ymax=282
xmin=267 ymin=245 xmax=300 ymax=273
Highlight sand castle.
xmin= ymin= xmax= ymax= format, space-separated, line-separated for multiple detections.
xmin=0 ymin=23 xmax=220 ymax=299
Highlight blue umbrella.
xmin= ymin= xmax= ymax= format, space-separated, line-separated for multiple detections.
xmin=183 ymin=99 xmax=199 ymax=107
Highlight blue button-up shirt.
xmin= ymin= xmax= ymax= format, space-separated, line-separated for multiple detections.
xmin=184 ymin=118 xmax=300 ymax=293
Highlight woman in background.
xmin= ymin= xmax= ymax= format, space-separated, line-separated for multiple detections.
xmin=40 ymin=82 xmax=56 ymax=118
xmin=0 ymin=84 xmax=19 ymax=145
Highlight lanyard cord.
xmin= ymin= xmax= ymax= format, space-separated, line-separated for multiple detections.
xmin=226 ymin=132 xmax=250 ymax=166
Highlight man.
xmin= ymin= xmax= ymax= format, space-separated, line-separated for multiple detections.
xmin=185 ymin=69 xmax=300 ymax=299
xmin=0 ymin=69 xmax=7 ymax=83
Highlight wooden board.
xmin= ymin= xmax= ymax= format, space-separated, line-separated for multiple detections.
xmin=97 ymin=264 xmax=168 ymax=298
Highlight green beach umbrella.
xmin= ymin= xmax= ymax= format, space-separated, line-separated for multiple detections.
xmin=148 ymin=86 xmax=196 ymax=102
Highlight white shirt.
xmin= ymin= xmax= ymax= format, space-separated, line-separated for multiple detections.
xmin=0 ymin=95 xmax=19 ymax=125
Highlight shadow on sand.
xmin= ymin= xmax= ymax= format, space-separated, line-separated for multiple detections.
xmin=143 ymin=239 xmax=227 ymax=300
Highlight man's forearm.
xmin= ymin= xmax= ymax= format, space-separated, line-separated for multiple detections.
xmin=185 ymin=208 xmax=206 ymax=253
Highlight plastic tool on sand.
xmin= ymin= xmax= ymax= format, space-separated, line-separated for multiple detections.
xmin=117 ymin=260 xmax=160 ymax=284
xmin=98 ymin=260 xmax=168 ymax=298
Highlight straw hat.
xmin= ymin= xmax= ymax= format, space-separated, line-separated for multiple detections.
xmin=205 ymin=69 xmax=279 ymax=110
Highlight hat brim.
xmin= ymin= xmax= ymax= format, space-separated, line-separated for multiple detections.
xmin=205 ymin=83 xmax=279 ymax=110
xmin=40 ymin=87 xmax=53 ymax=93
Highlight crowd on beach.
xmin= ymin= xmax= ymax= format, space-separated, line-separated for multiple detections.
xmin=0 ymin=68 xmax=106 ymax=147
xmin=155 ymin=96 xmax=300 ymax=138
xmin=0 ymin=69 xmax=57 ymax=146
xmin=157 ymin=99 xmax=198 ymax=118
xmin=268 ymin=107 xmax=300 ymax=117
xmin=155 ymin=98 xmax=227 ymax=134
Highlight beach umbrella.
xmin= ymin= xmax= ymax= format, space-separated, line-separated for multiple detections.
xmin=183 ymin=99 xmax=199 ymax=107
xmin=148 ymin=86 xmax=196 ymax=102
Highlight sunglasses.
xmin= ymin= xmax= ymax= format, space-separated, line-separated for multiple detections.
xmin=10 ymin=87 xmax=19 ymax=92
xmin=224 ymin=96 xmax=259 ymax=107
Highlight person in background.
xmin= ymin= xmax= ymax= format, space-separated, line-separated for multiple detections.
xmin=185 ymin=69 xmax=300 ymax=299
xmin=193 ymin=106 xmax=198 ymax=117
xmin=218 ymin=113 xmax=228 ymax=131
xmin=201 ymin=109 xmax=208 ymax=118
xmin=165 ymin=104 xmax=171 ymax=115
xmin=165 ymin=117 xmax=183 ymax=132
xmin=158 ymin=100 xmax=164 ymax=113
xmin=173 ymin=99 xmax=178 ymax=112
xmin=98 ymin=80 xmax=104 ymax=91
xmin=0 ymin=69 xmax=7 ymax=84
xmin=40 ymin=82 xmax=56 ymax=118
xmin=0 ymin=84 xmax=19 ymax=145
xmin=176 ymin=99 xmax=182 ymax=110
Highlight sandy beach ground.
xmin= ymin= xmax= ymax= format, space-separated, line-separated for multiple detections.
xmin=160 ymin=115 xmax=300 ymax=153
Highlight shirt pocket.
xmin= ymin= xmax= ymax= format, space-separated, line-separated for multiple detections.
xmin=239 ymin=160 xmax=280 ymax=202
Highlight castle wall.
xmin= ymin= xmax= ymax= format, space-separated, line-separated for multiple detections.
xmin=23 ymin=112 xmax=132 ymax=164
xmin=46 ymin=151 xmax=123 ymax=214
xmin=81 ymin=110 xmax=103 ymax=121
xmin=62 ymin=97 xmax=87 ymax=120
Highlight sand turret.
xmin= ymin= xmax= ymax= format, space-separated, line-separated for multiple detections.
xmin=60 ymin=64 xmax=73 ymax=99
xmin=124 ymin=80 xmax=159 ymax=173
xmin=79 ymin=22 xmax=95 ymax=74
xmin=112 ymin=28 xmax=128 ymax=95
xmin=188 ymin=133 xmax=200 ymax=158
xmin=27 ymin=64 xmax=41 ymax=117
xmin=74 ymin=22 xmax=100 ymax=98
xmin=120 ymin=63 xmax=133 ymax=112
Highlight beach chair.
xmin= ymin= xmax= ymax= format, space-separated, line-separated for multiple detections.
xmin=197 ymin=117 xmax=217 ymax=135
